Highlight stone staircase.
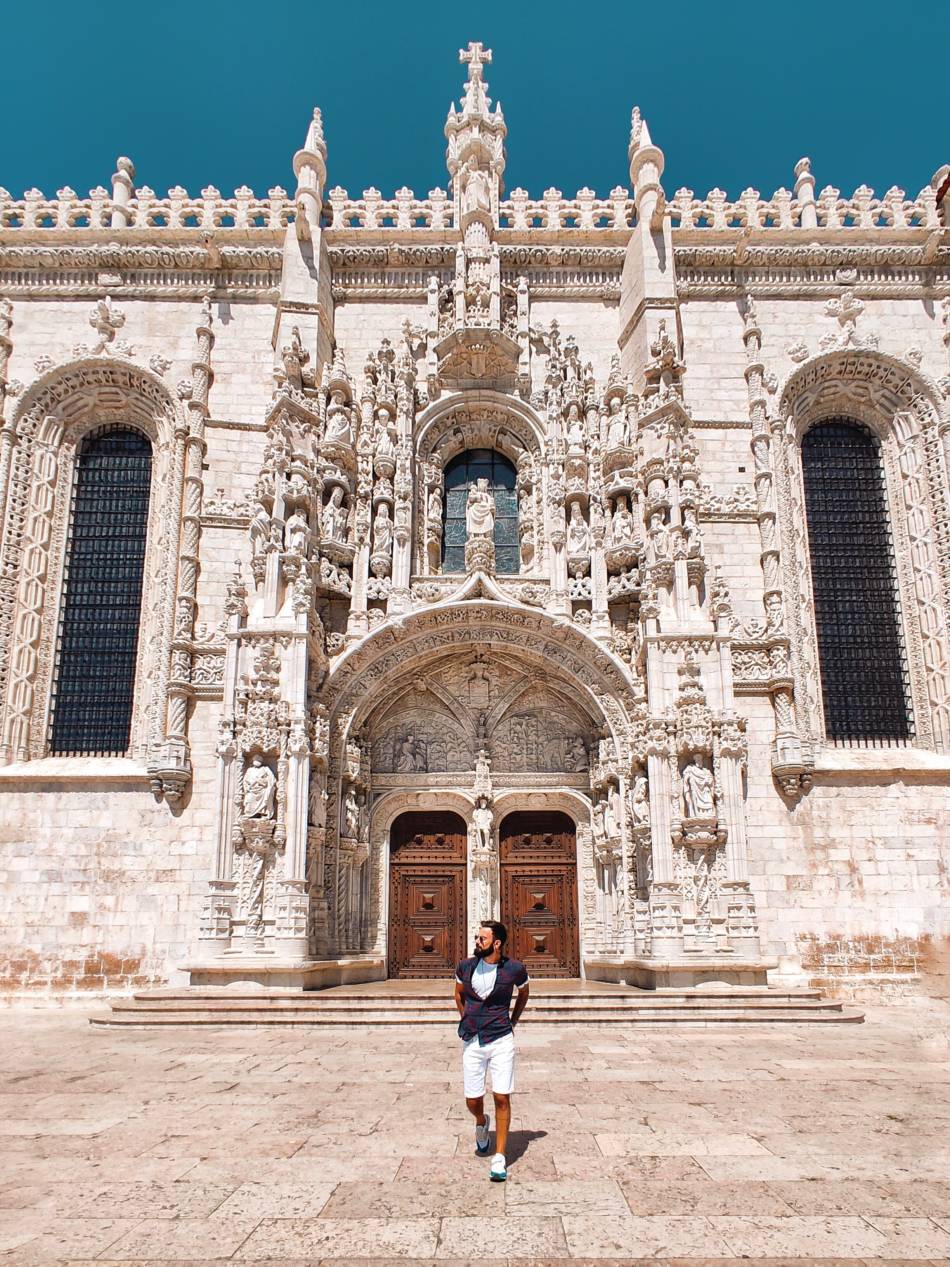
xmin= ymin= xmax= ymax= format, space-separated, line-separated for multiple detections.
xmin=92 ymin=978 xmax=863 ymax=1027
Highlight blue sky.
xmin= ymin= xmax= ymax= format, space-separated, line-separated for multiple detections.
xmin=2 ymin=1 xmax=946 ymax=205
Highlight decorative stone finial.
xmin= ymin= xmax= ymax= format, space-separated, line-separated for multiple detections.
xmin=627 ymin=106 xmax=664 ymax=201
xmin=293 ymin=107 xmax=328 ymax=240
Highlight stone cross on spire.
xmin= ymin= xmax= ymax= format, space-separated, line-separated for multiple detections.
xmin=460 ymin=41 xmax=491 ymax=76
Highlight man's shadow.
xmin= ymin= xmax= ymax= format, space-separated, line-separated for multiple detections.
xmin=505 ymin=1129 xmax=547 ymax=1163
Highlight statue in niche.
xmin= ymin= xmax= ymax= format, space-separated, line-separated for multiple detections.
xmin=682 ymin=755 xmax=715 ymax=819
xmin=565 ymin=734 xmax=589 ymax=771
xmin=765 ymin=591 xmax=784 ymax=632
xmin=372 ymin=502 xmax=393 ymax=555
xmin=308 ymin=773 xmax=326 ymax=829
xmin=467 ymin=657 xmax=491 ymax=709
xmin=606 ymin=397 xmax=627 ymax=449
xmin=611 ymin=496 xmax=636 ymax=546
xmin=629 ymin=774 xmax=650 ymax=827
xmin=471 ymin=797 xmax=494 ymax=852
xmin=604 ymin=784 xmax=622 ymax=840
xmin=682 ymin=506 xmax=702 ymax=558
xmin=466 ymin=479 xmax=495 ymax=539
xmin=250 ymin=505 xmax=271 ymax=557
xmin=567 ymin=502 xmax=590 ymax=554
xmin=242 ymin=754 xmax=277 ymax=820
xmin=592 ymin=799 xmax=608 ymax=848
xmin=649 ymin=512 xmax=670 ymax=560
xmin=324 ymin=390 xmax=353 ymax=444
xmin=565 ymin=403 xmax=586 ymax=451
xmin=285 ymin=509 xmax=309 ymax=555
xmin=428 ymin=485 xmax=443 ymax=527
xmin=462 ymin=160 xmax=492 ymax=215
xmin=342 ymin=784 xmax=361 ymax=839
xmin=375 ymin=412 xmax=396 ymax=464
xmin=324 ymin=487 xmax=349 ymax=542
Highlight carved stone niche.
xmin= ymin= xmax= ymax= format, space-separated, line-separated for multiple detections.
xmin=673 ymin=817 xmax=726 ymax=849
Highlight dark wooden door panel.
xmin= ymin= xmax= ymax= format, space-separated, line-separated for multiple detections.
xmin=388 ymin=811 xmax=467 ymax=979
xmin=499 ymin=812 xmax=579 ymax=978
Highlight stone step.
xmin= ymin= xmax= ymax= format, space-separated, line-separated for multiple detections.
xmin=132 ymin=985 xmax=826 ymax=1003
xmin=111 ymin=994 xmax=842 ymax=1014
xmin=93 ymin=1005 xmax=863 ymax=1027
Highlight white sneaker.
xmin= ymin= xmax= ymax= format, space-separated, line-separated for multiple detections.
xmin=489 ymin=1152 xmax=507 ymax=1182
xmin=475 ymin=1113 xmax=491 ymax=1155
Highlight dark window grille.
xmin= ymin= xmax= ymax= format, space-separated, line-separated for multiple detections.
xmin=801 ymin=419 xmax=913 ymax=744
xmin=442 ymin=448 xmax=519 ymax=575
xmin=48 ymin=428 xmax=152 ymax=756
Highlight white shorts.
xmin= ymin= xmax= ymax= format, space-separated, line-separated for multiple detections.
xmin=461 ymin=1031 xmax=516 ymax=1097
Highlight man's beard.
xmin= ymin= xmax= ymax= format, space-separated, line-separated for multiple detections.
xmin=473 ymin=943 xmax=491 ymax=959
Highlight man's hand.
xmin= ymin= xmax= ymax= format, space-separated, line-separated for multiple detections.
xmin=510 ymin=982 xmax=530 ymax=1027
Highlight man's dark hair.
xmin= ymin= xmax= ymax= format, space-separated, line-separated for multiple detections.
xmin=480 ymin=920 xmax=508 ymax=947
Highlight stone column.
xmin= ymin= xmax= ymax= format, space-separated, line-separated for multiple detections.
xmin=110 ymin=157 xmax=135 ymax=228
xmin=0 ymin=300 xmax=15 ymax=544
xmin=275 ymin=612 xmax=311 ymax=958
xmin=199 ymin=571 xmax=246 ymax=955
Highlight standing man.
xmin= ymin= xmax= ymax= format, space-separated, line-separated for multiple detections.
xmin=454 ymin=921 xmax=530 ymax=1182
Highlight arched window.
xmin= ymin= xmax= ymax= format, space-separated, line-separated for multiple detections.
xmin=48 ymin=428 xmax=152 ymax=755
xmin=801 ymin=418 xmax=912 ymax=743
xmin=442 ymin=448 xmax=518 ymax=574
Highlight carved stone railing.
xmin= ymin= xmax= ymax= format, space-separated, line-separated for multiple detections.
xmin=669 ymin=184 xmax=941 ymax=231
xmin=499 ymin=188 xmax=634 ymax=230
xmin=0 ymin=186 xmax=296 ymax=232
xmin=324 ymin=187 xmax=453 ymax=230
xmin=1 ymin=177 xmax=940 ymax=237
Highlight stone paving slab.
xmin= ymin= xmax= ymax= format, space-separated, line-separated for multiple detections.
xmin=0 ymin=1005 xmax=948 ymax=1263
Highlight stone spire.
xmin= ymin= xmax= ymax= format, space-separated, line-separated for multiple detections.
xmin=293 ymin=107 xmax=328 ymax=240
xmin=628 ymin=107 xmax=665 ymax=221
xmin=445 ymin=41 xmax=507 ymax=215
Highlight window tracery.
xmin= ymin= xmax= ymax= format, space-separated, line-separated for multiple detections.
xmin=49 ymin=428 xmax=152 ymax=755
xmin=801 ymin=418 xmax=912 ymax=743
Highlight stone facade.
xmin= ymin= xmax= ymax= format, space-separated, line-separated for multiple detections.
xmin=0 ymin=45 xmax=948 ymax=999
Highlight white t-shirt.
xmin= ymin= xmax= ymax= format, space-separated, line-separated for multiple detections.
xmin=471 ymin=958 xmax=498 ymax=999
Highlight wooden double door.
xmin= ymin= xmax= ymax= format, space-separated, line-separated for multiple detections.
xmin=500 ymin=811 xmax=579 ymax=978
xmin=388 ymin=811 xmax=467 ymax=979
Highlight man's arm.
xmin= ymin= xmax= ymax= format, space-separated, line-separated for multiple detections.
xmin=510 ymin=981 xmax=530 ymax=1027
xmin=455 ymin=978 xmax=466 ymax=1019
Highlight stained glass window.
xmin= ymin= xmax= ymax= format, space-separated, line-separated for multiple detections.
xmin=48 ymin=428 xmax=152 ymax=755
xmin=801 ymin=419 xmax=912 ymax=743
xmin=442 ymin=448 xmax=519 ymax=575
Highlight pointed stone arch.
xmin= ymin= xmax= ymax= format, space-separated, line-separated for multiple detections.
xmin=773 ymin=348 xmax=950 ymax=749
xmin=0 ymin=358 xmax=183 ymax=765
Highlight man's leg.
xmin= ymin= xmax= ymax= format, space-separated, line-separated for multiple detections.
xmin=466 ymin=1095 xmax=486 ymax=1126
xmin=492 ymin=1092 xmax=510 ymax=1156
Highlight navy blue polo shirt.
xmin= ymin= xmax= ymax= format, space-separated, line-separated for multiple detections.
xmin=455 ymin=954 xmax=529 ymax=1045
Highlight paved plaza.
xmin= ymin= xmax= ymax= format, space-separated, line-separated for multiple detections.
xmin=1 ymin=1004 xmax=950 ymax=1264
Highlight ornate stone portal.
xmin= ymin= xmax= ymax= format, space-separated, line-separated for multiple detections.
xmin=2 ymin=42 xmax=946 ymax=1000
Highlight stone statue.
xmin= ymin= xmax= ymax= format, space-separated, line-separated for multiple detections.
xmin=606 ymin=397 xmax=627 ymax=448
xmin=343 ymin=784 xmax=361 ymax=838
xmin=604 ymin=784 xmax=622 ymax=840
xmin=629 ymin=774 xmax=650 ymax=827
xmin=466 ymin=479 xmax=495 ymax=539
xmin=395 ymin=734 xmax=417 ymax=773
xmin=592 ymin=799 xmax=607 ymax=846
xmin=324 ymin=390 xmax=353 ymax=444
xmin=428 ymin=485 xmax=443 ymax=527
xmin=682 ymin=755 xmax=715 ymax=819
xmin=565 ymin=734 xmax=589 ymax=771
xmin=242 ymin=754 xmax=276 ymax=819
xmin=375 ymin=415 xmax=396 ymax=465
xmin=285 ymin=510 xmax=309 ymax=554
xmin=565 ymin=403 xmax=585 ymax=451
xmin=472 ymin=797 xmax=494 ymax=852
xmin=649 ymin=512 xmax=670 ymax=560
xmin=308 ymin=772 xmax=326 ymax=829
xmin=324 ymin=487 xmax=348 ymax=542
xmin=611 ymin=496 xmax=636 ymax=546
xmin=462 ymin=161 xmax=491 ymax=215
xmin=250 ymin=505 xmax=271 ymax=557
xmin=567 ymin=502 xmax=590 ymax=554
xmin=372 ymin=502 xmax=393 ymax=555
